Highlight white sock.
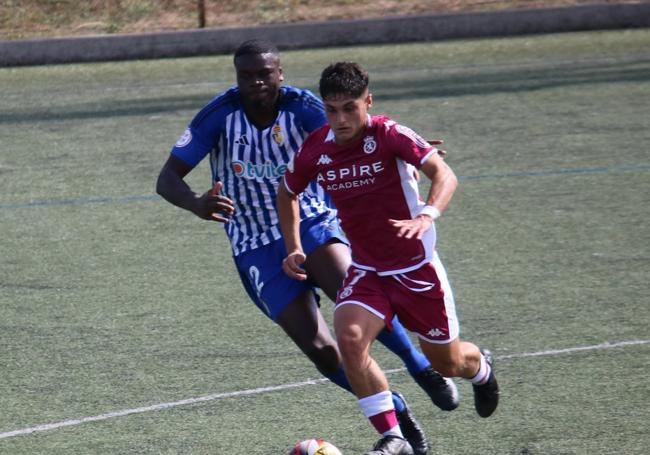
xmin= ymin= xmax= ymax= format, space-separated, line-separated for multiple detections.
xmin=469 ymin=352 xmax=491 ymax=385
xmin=358 ymin=391 xmax=403 ymax=438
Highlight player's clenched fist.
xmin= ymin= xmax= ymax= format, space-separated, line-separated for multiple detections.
xmin=282 ymin=251 xmax=308 ymax=281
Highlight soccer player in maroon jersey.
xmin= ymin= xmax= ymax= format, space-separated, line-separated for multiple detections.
xmin=158 ymin=41 xmax=465 ymax=454
xmin=278 ymin=62 xmax=500 ymax=455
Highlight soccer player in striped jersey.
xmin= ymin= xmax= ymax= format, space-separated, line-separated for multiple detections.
xmin=278 ymin=62 xmax=500 ymax=455
xmin=156 ymin=41 xmax=457 ymax=452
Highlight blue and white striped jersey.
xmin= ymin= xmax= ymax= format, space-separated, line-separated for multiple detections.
xmin=171 ymin=85 xmax=333 ymax=256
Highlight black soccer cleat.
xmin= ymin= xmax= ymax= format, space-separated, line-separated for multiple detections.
xmin=473 ymin=348 xmax=500 ymax=418
xmin=413 ymin=367 xmax=459 ymax=411
xmin=364 ymin=435 xmax=414 ymax=455
xmin=393 ymin=392 xmax=429 ymax=455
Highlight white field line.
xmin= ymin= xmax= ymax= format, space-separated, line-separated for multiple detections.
xmin=1 ymin=339 xmax=648 ymax=440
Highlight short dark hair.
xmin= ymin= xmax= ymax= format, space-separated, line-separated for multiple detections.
xmin=319 ymin=62 xmax=369 ymax=99
xmin=234 ymin=39 xmax=279 ymax=62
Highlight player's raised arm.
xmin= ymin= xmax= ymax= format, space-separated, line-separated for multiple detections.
xmin=277 ymin=179 xmax=307 ymax=280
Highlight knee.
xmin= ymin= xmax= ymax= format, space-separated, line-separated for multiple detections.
xmin=336 ymin=325 xmax=369 ymax=362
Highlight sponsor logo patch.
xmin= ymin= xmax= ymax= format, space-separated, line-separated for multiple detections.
xmin=175 ymin=128 xmax=192 ymax=148
xmin=232 ymin=160 xmax=287 ymax=179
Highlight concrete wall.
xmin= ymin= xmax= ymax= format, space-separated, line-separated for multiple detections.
xmin=1 ymin=3 xmax=649 ymax=67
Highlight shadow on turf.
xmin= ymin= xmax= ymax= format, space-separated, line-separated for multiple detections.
xmin=0 ymin=93 xmax=210 ymax=124
xmin=1 ymin=57 xmax=649 ymax=124
xmin=373 ymin=57 xmax=650 ymax=101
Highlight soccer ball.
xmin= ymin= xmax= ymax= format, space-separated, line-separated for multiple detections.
xmin=288 ymin=438 xmax=343 ymax=455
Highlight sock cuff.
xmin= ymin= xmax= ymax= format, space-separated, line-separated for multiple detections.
xmin=470 ymin=352 xmax=491 ymax=384
xmin=358 ymin=390 xmax=394 ymax=418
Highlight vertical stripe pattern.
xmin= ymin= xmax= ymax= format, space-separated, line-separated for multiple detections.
xmin=210 ymin=109 xmax=329 ymax=256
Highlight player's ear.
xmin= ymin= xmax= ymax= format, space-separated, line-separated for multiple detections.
xmin=278 ymin=66 xmax=284 ymax=82
xmin=366 ymin=92 xmax=373 ymax=109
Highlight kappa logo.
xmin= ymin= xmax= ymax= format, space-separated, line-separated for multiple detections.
xmin=363 ymin=136 xmax=377 ymax=154
xmin=317 ymin=154 xmax=333 ymax=165
xmin=427 ymin=328 xmax=446 ymax=338
xmin=235 ymin=135 xmax=250 ymax=146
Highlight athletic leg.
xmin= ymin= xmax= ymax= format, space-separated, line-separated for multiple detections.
xmin=333 ymin=302 xmax=387 ymax=397
xmin=234 ymin=240 xmax=351 ymax=392
xmin=376 ymin=317 xmax=429 ymax=376
xmin=276 ymin=280 xmax=426 ymax=452
xmin=418 ymin=338 xmax=499 ymax=417
xmin=305 ymin=241 xmax=427 ymax=375
xmin=303 ymin=239 xmax=348 ymax=299
xmin=335 ymin=302 xmax=420 ymax=454
xmin=306 ymin=240 xmax=458 ymax=411
xmin=275 ymin=290 xmax=351 ymax=392
xmin=417 ymin=337 xmax=480 ymax=378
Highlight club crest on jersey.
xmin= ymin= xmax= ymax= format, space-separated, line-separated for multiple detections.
xmin=175 ymin=128 xmax=192 ymax=148
xmin=272 ymin=125 xmax=284 ymax=145
xmin=363 ymin=136 xmax=377 ymax=154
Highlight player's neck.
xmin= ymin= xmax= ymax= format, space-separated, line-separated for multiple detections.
xmin=243 ymin=95 xmax=280 ymax=129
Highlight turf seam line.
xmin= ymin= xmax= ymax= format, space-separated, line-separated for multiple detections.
xmin=0 ymin=338 xmax=648 ymax=440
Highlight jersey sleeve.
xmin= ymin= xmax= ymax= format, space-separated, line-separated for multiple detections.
xmin=170 ymin=98 xmax=227 ymax=167
xmin=283 ymin=143 xmax=316 ymax=196
xmin=386 ymin=122 xmax=437 ymax=168
xmin=297 ymin=90 xmax=327 ymax=133
xmin=170 ymin=125 xmax=215 ymax=167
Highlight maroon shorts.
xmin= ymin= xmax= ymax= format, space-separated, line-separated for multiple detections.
xmin=336 ymin=252 xmax=459 ymax=343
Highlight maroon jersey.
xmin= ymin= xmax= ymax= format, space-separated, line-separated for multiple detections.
xmin=284 ymin=115 xmax=439 ymax=275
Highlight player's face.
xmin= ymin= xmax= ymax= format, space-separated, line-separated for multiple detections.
xmin=235 ymin=53 xmax=284 ymax=109
xmin=323 ymin=91 xmax=372 ymax=145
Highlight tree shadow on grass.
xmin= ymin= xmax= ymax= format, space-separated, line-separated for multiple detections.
xmin=1 ymin=57 xmax=648 ymax=124
xmin=371 ymin=57 xmax=650 ymax=101
xmin=0 ymin=92 xmax=212 ymax=124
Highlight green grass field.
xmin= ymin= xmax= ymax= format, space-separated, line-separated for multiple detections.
xmin=1 ymin=29 xmax=649 ymax=454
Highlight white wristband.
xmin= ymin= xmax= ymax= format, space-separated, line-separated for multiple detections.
xmin=419 ymin=205 xmax=441 ymax=220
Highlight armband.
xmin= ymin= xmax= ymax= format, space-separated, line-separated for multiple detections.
xmin=419 ymin=205 xmax=441 ymax=220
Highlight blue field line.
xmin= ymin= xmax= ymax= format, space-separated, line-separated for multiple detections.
xmin=1 ymin=163 xmax=648 ymax=210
